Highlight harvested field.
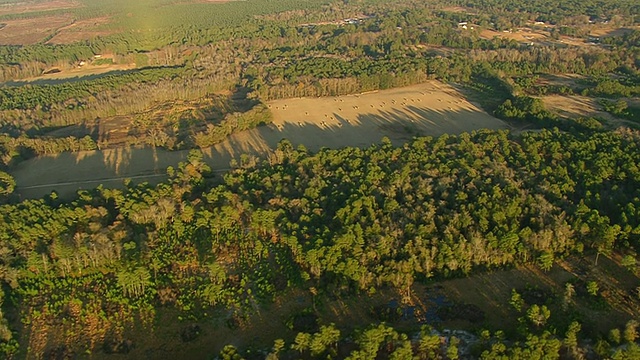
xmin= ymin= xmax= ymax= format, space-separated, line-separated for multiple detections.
xmin=479 ymin=28 xmax=547 ymax=43
xmin=11 ymin=82 xmax=508 ymax=199
xmin=88 ymin=253 xmax=639 ymax=359
xmin=267 ymin=81 xmax=507 ymax=149
xmin=588 ymin=26 xmax=639 ymax=38
xmin=0 ymin=14 xmax=72 ymax=45
xmin=46 ymin=16 xmax=114 ymax=44
xmin=0 ymin=0 xmax=79 ymax=15
xmin=542 ymin=94 xmax=613 ymax=120
xmin=8 ymin=63 xmax=136 ymax=85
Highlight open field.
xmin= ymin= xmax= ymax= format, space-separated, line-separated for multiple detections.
xmin=0 ymin=14 xmax=72 ymax=44
xmin=479 ymin=28 xmax=547 ymax=43
xmin=588 ymin=26 xmax=640 ymax=38
xmin=440 ymin=254 xmax=640 ymax=334
xmin=46 ymin=16 xmax=114 ymax=44
xmin=541 ymin=94 xmax=613 ymax=120
xmin=11 ymin=82 xmax=508 ymax=199
xmin=4 ymin=62 xmax=136 ymax=85
xmin=0 ymin=0 xmax=79 ymax=15
xmin=267 ymin=82 xmax=507 ymax=148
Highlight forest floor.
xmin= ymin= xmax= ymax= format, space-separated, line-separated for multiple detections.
xmin=11 ymin=81 xmax=508 ymax=199
xmin=88 ymin=253 xmax=639 ymax=360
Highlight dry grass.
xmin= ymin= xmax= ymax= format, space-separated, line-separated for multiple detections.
xmin=541 ymin=94 xmax=613 ymax=120
xmin=0 ymin=14 xmax=72 ymax=45
xmin=441 ymin=255 xmax=640 ymax=333
xmin=12 ymin=82 xmax=507 ymax=199
xmin=588 ymin=26 xmax=640 ymax=38
xmin=479 ymin=28 xmax=547 ymax=43
xmin=46 ymin=16 xmax=115 ymax=44
xmin=267 ymin=81 xmax=507 ymax=149
xmin=15 ymin=63 xmax=136 ymax=84
xmin=0 ymin=0 xmax=79 ymax=15
xmin=441 ymin=6 xmax=470 ymax=13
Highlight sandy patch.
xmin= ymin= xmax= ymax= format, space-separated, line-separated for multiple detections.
xmin=11 ymin=82 xmax=508 ymax=199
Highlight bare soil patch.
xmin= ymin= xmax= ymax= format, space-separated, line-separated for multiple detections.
xmin=0 ymin=14 xmax=72 ymax=44
xmin=0 ymin=0 xmax=79 ymax=15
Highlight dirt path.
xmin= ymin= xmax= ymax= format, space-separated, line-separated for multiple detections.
xmin=11 ymin=82 xmax=508 ymax=199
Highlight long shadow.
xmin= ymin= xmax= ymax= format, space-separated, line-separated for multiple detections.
xmin=2 ymin=68 xmax=141 ymax=87
xmin=11 ymin=103 xmax=509 ymax=199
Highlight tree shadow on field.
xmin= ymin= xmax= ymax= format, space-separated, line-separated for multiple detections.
xmin=12 ymin=102 xmax=508 ymax=199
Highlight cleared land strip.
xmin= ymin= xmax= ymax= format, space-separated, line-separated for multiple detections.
xmin=11 ymin=82 xmax=507 ymax=199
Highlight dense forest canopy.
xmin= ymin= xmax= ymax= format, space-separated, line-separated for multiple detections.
xmin=0 ymin=0 xmax=637 ymax=358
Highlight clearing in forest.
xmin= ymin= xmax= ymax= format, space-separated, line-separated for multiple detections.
xmin=12 ymin=82 xmax=508 ymax=199
xmin=266 ymin=81 xmax=508 ymax=149
xmin=0 ymin=15 xmax=73 ymax=45
xmin=542 ymin=95 xmax=610 ymax=119
xmin=46 ymin=16 xmax=115 ymax=44
xmin=0 ymin=0 xmax=79 ymax=15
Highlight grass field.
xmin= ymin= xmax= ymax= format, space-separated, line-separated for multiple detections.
xmin=0 ymin=0 xmax=79 ymax=15
xmin=542 ymin=94 xmax=612 ymax=120
xmin=0 ymin=14 xmax=73 ymax=44
xmin=4 ymin=62 xmax=136 ymax=86
xmin=46 ymin=15 xmax=113 ymax=44
xmin=11 ymin=81 xmax=508 ymax=199
xmin=479 ymin=28 xmax=547 ymax=43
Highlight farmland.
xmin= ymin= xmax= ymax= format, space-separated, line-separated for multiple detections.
xmin=0 ymin=0 xmax=638 ymax=358
xmin=11 ymin=82 xmax=508 ymax=199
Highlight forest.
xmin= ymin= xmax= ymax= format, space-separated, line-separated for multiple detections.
xmin=0 ymin=0 xmax=638 ymax=358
